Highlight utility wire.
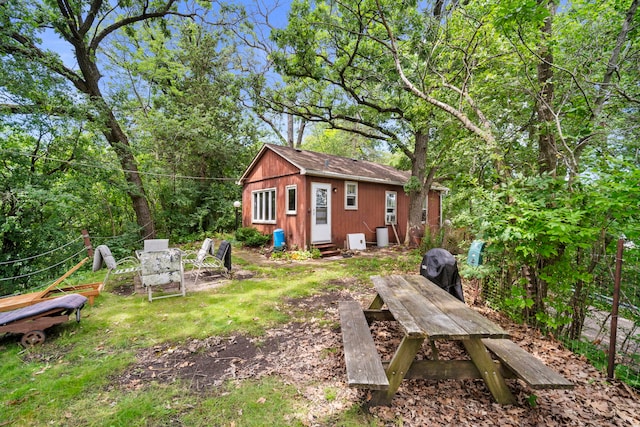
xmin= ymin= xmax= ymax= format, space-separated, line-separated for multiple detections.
xmin=1 ymin=149 xmax=241 ymax=181
xmin=0 ymin=248 xmax=86 ymax=282
xmin=1 ymin=220 xmax=173 ymax=283
xmin=0 ymin=236 xmax=83 ymax=265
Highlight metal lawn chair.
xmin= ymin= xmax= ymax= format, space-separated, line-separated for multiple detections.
xmin=183 ymin=239 xmax=231 ymax=284
xmin=93 ymin=244 xmax=141 ymax=287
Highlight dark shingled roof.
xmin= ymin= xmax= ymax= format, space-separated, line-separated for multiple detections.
xmin=262 ymin=144 xmax=410 ymax=185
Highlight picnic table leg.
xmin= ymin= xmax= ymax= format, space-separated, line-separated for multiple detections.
xmin=370 ymin=335 xmax=424 ymax=406
xmin=463 ymin=339 xmax=516 ymax=405
xmin=367 ymin=294 xmax=384 ymax=310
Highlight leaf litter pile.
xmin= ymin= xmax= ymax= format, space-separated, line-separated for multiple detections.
xmin=116 ymin=279 xmax=640 ymax=426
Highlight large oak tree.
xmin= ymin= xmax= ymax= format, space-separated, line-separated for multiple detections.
xmin=0 ymin=0 xmax=204 ymax=238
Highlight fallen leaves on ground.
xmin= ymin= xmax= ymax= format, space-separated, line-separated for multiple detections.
xmin=116 ymin=283 xmax=640 ymax=426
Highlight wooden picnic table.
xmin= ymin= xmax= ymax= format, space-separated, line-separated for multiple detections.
xmin=338 ymin=274 xmax=573 ymax=406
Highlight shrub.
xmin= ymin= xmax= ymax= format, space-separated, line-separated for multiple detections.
xmin=236 ymin=227 xmax=270 ymax=247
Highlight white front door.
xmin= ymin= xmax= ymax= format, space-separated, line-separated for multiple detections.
xmin=311 ymin=183 xmax=332 ymax=243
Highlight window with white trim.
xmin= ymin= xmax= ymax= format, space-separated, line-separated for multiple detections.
xmin=345 ymin=181 xmax=358 ymax=210
xmin=286 ymin=185 xmax=297 ymax=215
xmin=385 ymin=191 xmax=397 ymax=225
xmin=252 ymin=188 xmax=276 ymax=223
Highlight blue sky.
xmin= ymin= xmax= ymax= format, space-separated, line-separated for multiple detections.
xmin=39 ymin=0 xmax=292 ymax=70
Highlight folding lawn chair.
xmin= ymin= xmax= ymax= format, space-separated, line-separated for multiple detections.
xmin=183 ymin=239 xmax=231 ymax=284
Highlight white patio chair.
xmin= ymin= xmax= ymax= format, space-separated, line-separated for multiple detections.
xmin=93 ymin=244 xmax=141 ymax=288
xmin=183 ymin=239 xmax=231 ymax=284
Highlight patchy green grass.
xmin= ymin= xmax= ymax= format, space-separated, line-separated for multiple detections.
xmin=1 ymin=247 xmax=418 ymax=426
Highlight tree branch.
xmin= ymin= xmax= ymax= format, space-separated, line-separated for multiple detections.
xmin=79 ymin=0 xmax=103 ymax=35
xmin=89 ymin=0 xmax=196 ymax=52
xmin=375 ymin=2 xmax=494 ymax=144
xmin=1 ymin=32 xmax=87 ymax=92
xmin=592 ymin=0 xmax=639 ymax=119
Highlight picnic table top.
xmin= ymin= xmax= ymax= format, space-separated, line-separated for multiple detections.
xmin=370 ymin=274 xmax=510 ymax=340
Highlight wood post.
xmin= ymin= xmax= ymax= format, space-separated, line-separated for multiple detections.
xmin=370 ymin=336 xmax=424 ymax=406
xmin=82 ymin=229 xmax=93 ymax=257
xmin=463 ymin=339 xmax=515 ymax=405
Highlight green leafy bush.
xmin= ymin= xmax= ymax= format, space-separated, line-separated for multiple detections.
xmin=236 ymin=227 xmax=270 ymax=247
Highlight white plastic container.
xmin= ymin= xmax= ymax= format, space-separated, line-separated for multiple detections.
xmin=376 ymin=227 xmax=389 ymax=247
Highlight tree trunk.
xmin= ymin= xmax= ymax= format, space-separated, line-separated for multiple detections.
xmin=74 ymin=35 xmax=156 ymax=239
xmin=568 ymin=280 xmax=588 ymax=339
xmin=405 ymin=131 xmax=434 ymax=247
xmin=536 ymin=0 xmax=557 ymax=177
xmin=287 ymin=113 xmax=294 ymax=147
xmin=522 ymin=0 xmax=558 ymax=325
xmin=103 ymin=109 xmax=156 ymax=238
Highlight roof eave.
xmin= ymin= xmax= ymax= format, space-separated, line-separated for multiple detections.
xmin=304 ymin=170 xmax=407 ymax=186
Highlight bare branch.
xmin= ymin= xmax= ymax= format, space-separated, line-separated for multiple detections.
xmin=592 ymin=0 xmax=639 ymax=119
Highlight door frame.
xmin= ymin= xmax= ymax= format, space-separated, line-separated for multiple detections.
xmin=311 ymin=182 xmax=332 ymax=243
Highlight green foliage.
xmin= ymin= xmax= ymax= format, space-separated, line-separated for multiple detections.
xmin=117 ymin=21 xmax=260 ymax=238
xmin=270 ymin=249 xmax=322 ymax=261
xmin=526 ymin=393 xmax=539 ymax=408
xmin=459 ymin=168 xmax=640 ymax=334
xmin=403 ymin=176 xmax=422 ymax=196
xmin=0 ymin=125 xmax=135 ymax=294
xmin=502 ymin=284 xmax=535 ymax=323
xmin=302 ymin=126 xmax=391 ymax=164
xmin=236 ymin=227 xmax=270 ymax=247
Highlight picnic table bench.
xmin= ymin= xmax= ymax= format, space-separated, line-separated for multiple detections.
xmin=338 ymin=274 xmax=573 ymax=406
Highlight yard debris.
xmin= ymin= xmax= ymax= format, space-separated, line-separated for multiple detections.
xmin=113 ymin=282 xmax=640 ymax=426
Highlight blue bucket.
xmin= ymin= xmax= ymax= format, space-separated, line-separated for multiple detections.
xmin=274 ymin=228 xmax=285 ymax=249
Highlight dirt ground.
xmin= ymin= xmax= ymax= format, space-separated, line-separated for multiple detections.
xmin=109 ymin=250 xmax=640 ymax=426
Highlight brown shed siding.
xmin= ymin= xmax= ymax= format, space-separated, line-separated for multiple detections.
xmin=305 ymin=178 xmax=408 ymax=248
xmin=427 ymin=190 xmax=442 ymax=235
xmin=241 ymin=173 xmax=309 ymax=249
xmin=239 ymin=144 xmax=446 ymax=250
xmin=243 ymin=149 xmax=299 ymax=183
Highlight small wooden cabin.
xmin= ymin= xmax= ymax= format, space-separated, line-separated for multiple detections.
xmin=237 ymin=144 xmax=446 ymax=251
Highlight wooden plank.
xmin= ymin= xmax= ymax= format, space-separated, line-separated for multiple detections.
xmin=482 ymin=339 xmax=574 ymax=389
xmin=372 ymin=275 xmax=464 ymax=338
xmin=338 ymin=301 xmax=389 ymax=390
xmin=42 ymin=257 xmax=89 ymax=293
xmin=371 ymin=276 xmax=425 ymax=337
xmin=464 ymin=339 xmax=516 ymax=404
xmin=382 ymin=359 xmax=512 ymax=380
xmin=0 ymin=314 xmax=69 ymax=335
xmin=389 ymin=275 xmax=471 ymax=338
xmin=0 ymin=258 xmax=96 ymax=313
xmin=41 ymin=282 xmax=101 ymax=306
xmin=367 ymin=294 xmax=384 ymax=310
xmin=0 ymin=293 xmax=42 ymax=312
xmin=371 ymin=335 xmax=424 ymax=406
xmin=405 ymin=275 xmax=510 ymax=338
xmin=363 ymin=309 xmax=395 ymax=322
